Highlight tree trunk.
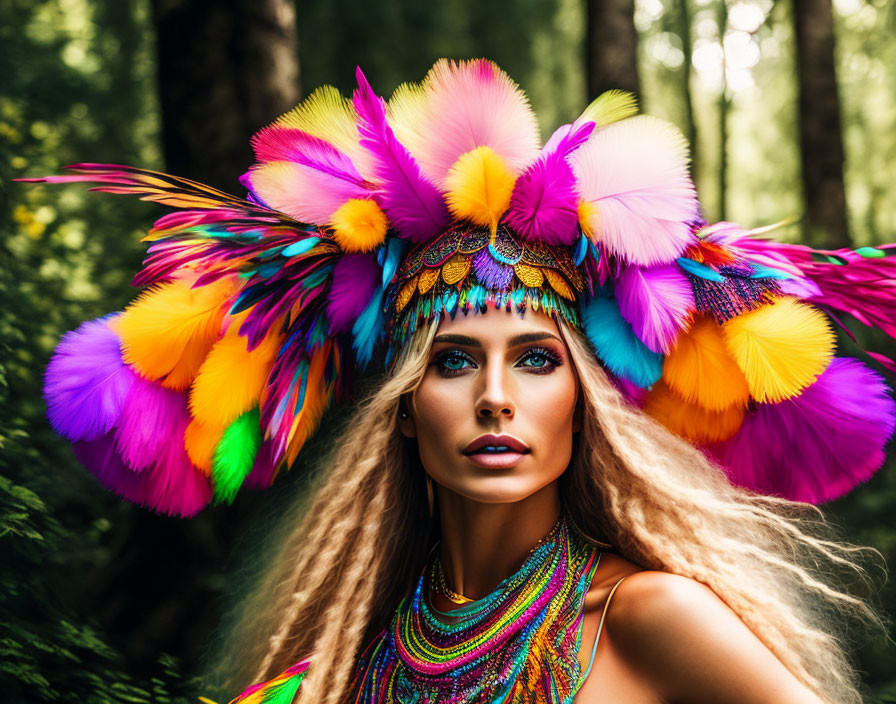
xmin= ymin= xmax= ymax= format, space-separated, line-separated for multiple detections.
xmin=151 ymin=0 xmax=301 ymax=191
xmin=675 ymin=0 xmax=698 ymax=182
xmin=791 ymin=0 xmax=850 ymax=248
xmin=586 ymin=0 xmax=641 ymax=99
xmin=717 ymin=0 xmax=729 ymax=222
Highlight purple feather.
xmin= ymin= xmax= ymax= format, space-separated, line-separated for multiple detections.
xmin=472 ymin=248 xmax=514 ymax=290
xmin=326 ymin=252 xmax=382 ymax=334
xmin=615 ymin=263 xmax=695 ymax=354
xmin=114 ymin=375 xmax=190 ymax=471
xmin=352 ymin=67 xmax=450 ymax=242
xmin=504 ymin=122 xmax=594 ymax=246
xmin=707 ymin=357 xmax=896 ymax=503
xmin=44 ymin=317 xmax=136 ymax=441
xmin=73 ymin=431 xmax=212 ymax=517
xmin=243 ymin=441 xmax=281 ymax=490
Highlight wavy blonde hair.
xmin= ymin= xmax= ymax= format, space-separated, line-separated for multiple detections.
xmin=219 ymin=315 xmax=883 ymax=704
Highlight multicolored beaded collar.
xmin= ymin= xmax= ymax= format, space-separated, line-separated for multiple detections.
xmin=345 ymin=516 xmax=601 ymax=703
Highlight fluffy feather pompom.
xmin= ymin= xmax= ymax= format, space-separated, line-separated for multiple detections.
xmin=330 ymin=197 xmax=388 ymax=253
xmin=44 ymin=316 xmax=136 ymax=442
xmin=388 ymin=58 xmax=541 ymax=185
xmin=582 ymin=295 xmax=663 ymax=388
xmin=572 ymin=116 xmax=698 ymax=266
xmin=444 ymin=146 xmax=516 ymax=233
xmin=721 ymin=297 xmax=835 ymax=403
xmin=707 ymin=357 xmax=896 ymax=503
xmin=115 ymin=375 xmax=189 ymax=471
xmin=662 ymin=315 xmax=751 ymax=411
xmin=645 ymin=380 xmax=744 ymax=443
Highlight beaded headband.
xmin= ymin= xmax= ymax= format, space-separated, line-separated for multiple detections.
xmin=21 ymin=58 xmax=896 ymax=516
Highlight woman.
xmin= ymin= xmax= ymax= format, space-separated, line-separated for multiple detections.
xmin=27 ymin=59 xmax=895 ymax=703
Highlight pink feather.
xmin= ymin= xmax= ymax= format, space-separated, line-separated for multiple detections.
xmin=706 ymin=357 xmax=896 ymax=503
xmin=352 ymin=68 xmax=450 ymax=243
xmin=114 ymin=375 xmax=190 ymax=471
xmin=615 ymin=263 xmax=695 ymax=354
xmin=504 ymin=122 xmax=595 ymax=246
xmin=572 ymin=116 xmax=699 ymax=266
xmin=720 ymin=232 xmax=896 ymax=341
xmin=244 ymin=143 xmax=370 ymax=226
xmin=392 ymin=59 xmax=541 ymax=185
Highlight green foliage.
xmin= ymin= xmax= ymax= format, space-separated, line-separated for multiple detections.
xmin=2 ymin=0 xmax=895 ymax=701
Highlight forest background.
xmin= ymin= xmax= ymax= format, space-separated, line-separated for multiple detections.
xmin=1 ymin=0 xmax=895 ymax=702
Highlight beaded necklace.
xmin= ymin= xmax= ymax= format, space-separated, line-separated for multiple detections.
xmin=346 ymin=516 xmax=601 ymax=703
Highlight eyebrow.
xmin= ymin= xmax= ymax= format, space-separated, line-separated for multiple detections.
xmin=432 ymin=332 xmax=563 ymax=348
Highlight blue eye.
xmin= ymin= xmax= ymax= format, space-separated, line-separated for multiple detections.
xmin=518 ymin=347 xmax=563 ymax=373
xmin=434 ymin=350 xmax=476 ymax=376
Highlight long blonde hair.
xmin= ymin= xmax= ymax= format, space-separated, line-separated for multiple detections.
xmin=219 ymin=316 xmax=883 ymax=704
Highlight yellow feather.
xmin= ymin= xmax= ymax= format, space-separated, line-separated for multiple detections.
xmin=721 ymin=297 xmax=835 ymax=403
xmin=578 ymin=90 xmax=639 ymax=127
xmin=577 ymin=200 xmax=600 ymax=241
xmin=184 ymin=417 xmax=226 ymax=475
xmin=444 ymin=146 xmax=516 ymax=233
xmin=387 ymin=80 xmax=428 ymax=155
xmin=115 ymin=277 xmax=237 ymax=391
xmin=645 ymin=380 xmax=744 ymax=443
xmin=662 ymin=315 xmax=751 ymax=411
xmin=273 ymin=85 xmax=373 ymax=178
xmin=330 ymin=198 xmax=388 ymax=253
xmin=189 ymin=319 xmax=282 ymax=428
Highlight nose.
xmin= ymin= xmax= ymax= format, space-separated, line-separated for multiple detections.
xmin=475 ymin=359 xmax=515 ymax=419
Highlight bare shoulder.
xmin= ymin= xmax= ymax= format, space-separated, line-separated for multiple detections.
xmin=596 ymin=570 xmax=824 ymax=704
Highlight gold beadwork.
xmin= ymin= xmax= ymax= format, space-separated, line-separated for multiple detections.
xmin=396 ymin=275 xmax=419 ymax=313
xmin=514 ymin=263 xmax=544 ymax=288
xmin=543 ymin=268 xmax=575 ymax=300
xmin=418 ymin=268 xmax=441 ymax=294
xmin=441 ymin=254 xmax=471 ymax=285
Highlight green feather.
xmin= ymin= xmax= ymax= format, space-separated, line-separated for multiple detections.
xmin=579 ymin=89 xmax=638 ymax=126
xmin=211 ymin=408 xmax=261 ymax=504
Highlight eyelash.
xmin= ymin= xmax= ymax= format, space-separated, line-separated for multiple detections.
xmin=432 ymin=346 xmax=564 ymax=377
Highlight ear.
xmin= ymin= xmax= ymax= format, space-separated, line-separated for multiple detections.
xmin=397 ymin=396 xmax=417 ymax=438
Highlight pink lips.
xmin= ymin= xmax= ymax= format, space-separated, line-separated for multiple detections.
xmin=462 ymin=434 xmax=530 ymax=469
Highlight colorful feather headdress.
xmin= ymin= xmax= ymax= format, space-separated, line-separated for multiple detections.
xmin=22 ymin=59 xmax=896 ymax=516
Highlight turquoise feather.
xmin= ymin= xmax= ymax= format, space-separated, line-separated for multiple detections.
xmin=353 ymin=290 xmax=385 ymax=368
xmin=582 ymin=296 xmax=663 ymax=388
xmin=282 ymin=237 xmax=320 ymax=257
xmin=676 ymin=257 xmax=726 ymax=282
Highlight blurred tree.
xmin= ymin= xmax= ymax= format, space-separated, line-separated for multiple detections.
xmin=674 ymin=0 xmax=698 ymax=176
xmin=151 ymin=0 xmax=301 ymax=190
xmin=717 ymin=0 xmax=730 ymax=220
xmin=586 ymin=0 xmax=641 ymax=98
xmin=792 ymin=0 xmax=851 ymax=247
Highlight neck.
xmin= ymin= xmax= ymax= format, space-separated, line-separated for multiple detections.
xmin=434 ymin=481 xmax=562 ymax=603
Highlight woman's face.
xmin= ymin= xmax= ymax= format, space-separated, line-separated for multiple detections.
xmin=399 ymin=307 xmax=581 ymax=504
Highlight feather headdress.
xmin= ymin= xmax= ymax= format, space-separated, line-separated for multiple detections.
xmin=21 ymin=59 xmax=896 ymax=515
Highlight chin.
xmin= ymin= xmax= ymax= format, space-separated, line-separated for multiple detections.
xmin=441 ymin=474 xmax=561 ymax=505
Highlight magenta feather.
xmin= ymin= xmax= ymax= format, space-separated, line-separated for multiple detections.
xmin=352 ymin=67 xmax=450 ymax=243
xmin=114 ymin=375 xmax=190 ymax=471
xmin=726 ymin=234 xmax=896 ymax=340
xmin=615 ymin=263 xmax=695 ymax=354
xmin=73 ymin=432 xmax=212 ymax=517
xmin=504 ymin=122 xmax=595 ymax=246
xmin=44 ymin=317 xmax=136 ymax=442
xmin=326 ymin=252 xmax=382 ymax=334
xmin=707 ymin=357 xmax=896 ymax=503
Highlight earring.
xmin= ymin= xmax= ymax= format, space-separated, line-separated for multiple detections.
xmin=399 ymin=408 xmax=409 ymax=420
xmin=426 ymin=474 xmax=435 ymax=518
